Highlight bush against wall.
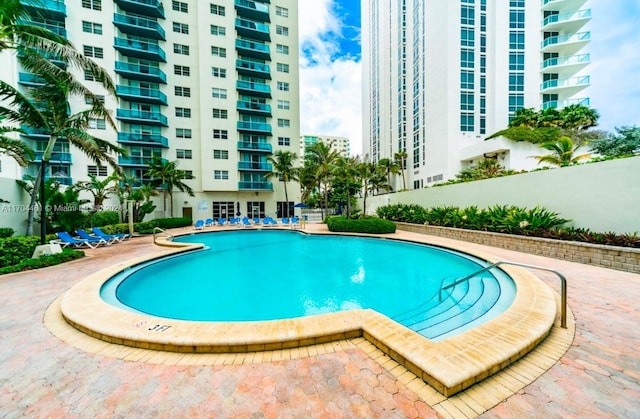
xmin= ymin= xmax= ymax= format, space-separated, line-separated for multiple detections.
xmin=326 ymin=216 xmax=396 ymax=234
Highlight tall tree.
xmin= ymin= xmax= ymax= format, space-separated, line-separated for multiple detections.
xmin=332 ymin=155 xmax=361 ymax=218
xmin=147 ymin=156 xmax=195 ymax=217
xmin=394 ymin=151 xmax=408 ymax=191
xmin=266 ymin=150 xmax=299 ymax=217
xmin=534 ymin=136 xmax=591 ymax=167
xmin=305 ymin=141 xmax=340 ymax=219
xmin=0 ymin=125 xmax=34 ymax=167
xmin=377 ymin=158 xmax=399 ymax=191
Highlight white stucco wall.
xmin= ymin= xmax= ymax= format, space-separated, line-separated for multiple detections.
xmin=0 ymin=177 xmax=32 ymax=236
xmin=362 ymin=157 xmax=640 ymax=234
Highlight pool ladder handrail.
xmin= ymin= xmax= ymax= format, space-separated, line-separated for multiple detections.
xmin=439 ymin=260 xmax=568 ymax=328
xmin=153 ymin=227 xmax=174 ymax=244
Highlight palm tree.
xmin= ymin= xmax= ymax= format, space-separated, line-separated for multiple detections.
xmin=266 ymin=150 xmax=299 ymax=217
xmin=305 ymin=141 xmax=340 ymax=219
xmin=357 ymin=159 xmax=377 ymax=217
xmin=377 ymin=158 xmax=400 ymax=192
xmin=147 ymin=156 xmax=195 ymax=218
xmin=0 ymin=126 xmax=34 ymax=167
xmin=75 ymin=173 xmax=118 ymax=210
xmin=393 ymin=151 xmax=408 ymax=191
xmin=332 ymin=155 xmax=361 ymax=218
xmin=534 ymin=136 xmax=591 ymax=167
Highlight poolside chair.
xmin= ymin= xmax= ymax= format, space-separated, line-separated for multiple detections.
xmin=194 ymin=219 xmax=205 ymax=230
xmin=241 ymin=217 xmax=253 ymax=228
xmin=52 ymin=232 xmax=105 ymax=249
xmin=76 ymin=229 xmax=116 ymax=245
xmin=252 ymin=217 xmax=261 ymax=225
xmin=217 ymin=218 xmax=227 ymax=226
xmin=204 ymin=218 xmax=214 ymax=227
xmin=228 ymin=217 xmax=239 ymax=226
xmin=281 ymin=217 xmax=290 ymax=227
xmin=291 ymin=216 xmax=301 ymax=229
xmin=91 ymin=227 xmax=131 ymax=241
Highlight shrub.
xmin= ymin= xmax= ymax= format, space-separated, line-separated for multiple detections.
xmin=89 ymin=211 xmax=120 ymax=227
xmin=0 ymin=227 xmax=14 ymax=238
xmin=0 ymin=249 xmax=84 ymax=275
xmin=154 ymin=217 xmax=192 ymax=229
xmin=0 ymin=235 xmax=43 ymax=268
xmin=326 ymin=216 xmax=396 ymax=234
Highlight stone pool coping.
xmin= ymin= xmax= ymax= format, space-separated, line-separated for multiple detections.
xmin=60 ymin=228 xmax=558 ymax=397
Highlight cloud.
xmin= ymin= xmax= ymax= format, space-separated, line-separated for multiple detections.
xmin=298 ymin=1 xmax=363 ymax=156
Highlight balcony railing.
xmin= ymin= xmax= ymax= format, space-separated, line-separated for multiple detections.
xmin=541 ymin=31 xmax=590 ymax=49
xmin=235 ymin=0 xmax=270 ymax=23
xmin=541 ymin=75 xmax=590 ymax=91
xmin=237 ymin=141 xmax=273 ymax=152
xmin=236 ymin=59 xmax=271 ymax=79
xmin=235 ymin=18 xmax=271 ymax=41
xmin=236 ymin=80 xmax=271 ymax=98
xmin=20 ymin=0 xmax=66 ymax=17
xmin=235 ymin=39 xmax=271 ymax=60
xmin=113 ymin=13 xmax=166 ymax=40
xmin=542 ymin=9 xmax=590 ymax=28
xmin=542 ymin=97 xmax=590 ymax=110
xmin=18 ymin=72 xmax=46 ymax=86
xmin=17 ymin=20 xmax=66 ymax=37
xmin=117 ymin=132 xmax=169 ymax=147
xmin=116 ymin=109 xmax=168 ymax=126
xmin=237 ymin=101 xmax=272 ymax=115
xmin=116 ymin=85 xmax=168 ymax=105
xmin=33 ymin=151 xmax=72 ymax=163
xmin=238 ymin=181 xmax=273 ymax=191
xmin=237 ymin=121 xmax=272 ymax=134
xmin=118 ymin=156 xmax=166 ymax=167
xmin=238 ymin=161 xmax=273 ymax=171
xmin=113 ymin=0 xmax=165 ymax=18
xmin=541 ymin=53 xmax=590 ymax=70
xmin=114 ymin=61 xmax=167 ymax=84
xmin=114 ymin=37 xmax=167 ymax=62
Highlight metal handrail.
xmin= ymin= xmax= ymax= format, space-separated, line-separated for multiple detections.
xmin=153 ymin=227 xmax=174 ymax=244
xmin=440 ymin=261 xmax=567 ymax=328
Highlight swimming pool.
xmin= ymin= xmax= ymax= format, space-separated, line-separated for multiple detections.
xmin=101 ymin=230 xmax=515 ymax=341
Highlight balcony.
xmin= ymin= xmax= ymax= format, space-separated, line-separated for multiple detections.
xmin=542 ymin=0 xmax=588 ymax=12
xmin=114 ymin=37 xmax=167 ymax=62
xmin=238 ymin=181 xmax=273 ymax=191
xmin=235 ymin=39 xmax=271 ymax=60
xmin=235 ymin=18 xmax=271 ymax=42
xmin=542 ymin=9 xmax=590 ymax=33
xmin=540 ymin=75 xmax=590 ymax=95
xmin=235 ymin=0 xmax=270 ymax=23
xmin=236 ymin=80 xmax=272 ymax=98
xmin=21 ymin=126 xmax=50 ymax=139
xmin=33 ymin=151 xmax=72 ymax=163
xmin=541 ymin=53 xmax=589 ymax=76
xmin=118 ymin=132 xmax=169 ymax=148
xmin=116 ymin=85 xmax=168 ymax=105
xmin=114 ymin=0 xmax=165 ymax=18
xmin=237 ymin=121 xmax=272 ymax=135
xmin=237 ymin=100 xmax=272 ymax=116
xmin=238 ymin=161 xmax=273 ymax=172
xmin=17 ymin=20 xmax=66 ymax=37
xmin=116 ymin=109 xmax=168 ymax=126
xmin=541 ymin=31 xmax=590 ymax=55
xmin=236 ymin=59 xmax=271 ymax=79
xmin=20 ymin=0 xmax=66 ymax=18
xmin=115 ymin=61 xmax=167 ymax=84
xmin=237 ymin=141 xmax=273 ymax=153
xmin=118 ymin=156 xmax=166 ymax=167
xmin=18 ymin=72 xmax=46 ymax=87
xmin=113 ymin=13 xmax=166 ymax=40
xmin=542 ymin=97 xmax=590 ymax=110
xmin=46 ymin=175 xmax=73 ymax=186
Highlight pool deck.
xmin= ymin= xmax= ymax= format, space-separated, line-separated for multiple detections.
xmin=1 ymin=224 xmax=638 ymax=418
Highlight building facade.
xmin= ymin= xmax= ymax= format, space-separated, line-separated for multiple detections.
xmin=362 ymin=0 xmax=591 ymax=190
xmin=0 ymin=0 xmax=300 ymax=222
xmin=300 ymin=134 xmax=351 ymax=158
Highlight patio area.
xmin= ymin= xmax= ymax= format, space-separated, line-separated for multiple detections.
xmin=0 ymin=225 xmax=638 ymax=418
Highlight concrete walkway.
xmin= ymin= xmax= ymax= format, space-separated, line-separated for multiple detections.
xmin=0 ymin=226 xmax=638 ymax=418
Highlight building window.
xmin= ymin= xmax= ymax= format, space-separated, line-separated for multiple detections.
xmin=460 ymin=49 xmax=474 ymax=68
xmin=509 ymin=32 xmax=525 ymax=50
xmin=174 ymin=86 xmax=191 ymax=97
xmin=176 ymin=107 xmax=192 ymax=118
xmin=461 ymin=28 xmax=475 ymax=47
xmin=85 ymin=94 xmax=105 ymax=104
xmin=509 ymin=10 xmax=525 ymax=29
xmin=213 ymin=129 xmax=228 ymax=139
xmin=173 ymin=44 xmax=190 ymax=55
xmin=509 ymin=73 xmax=525 ymax=92
xmin=173 ymin=22 xmax=189 ymax=34
xmin=88 ymin=118 xmax=106 ymax=129
xmin=277 ymin=100 xmax=290 ymax=110
xmin=212 ymin=88 xmax=227 ymax=99
xmin=211 ymin=67 xmax=226 ymax=78
xmin=275 ymin=6 xmax=288 ymax=17
xmin=509 ymin=52 xmax=525 ymax=71
xmin=172 ymin=0 xmax=188 ymax=12
xmin=181 ymin=170 xmax=194 ymax=180
xmin=460 ymin=93 xmax=475 ymax=111
xmin=277 ymin=119 xmax=290 ymax=128
xmin=174 ymin=65 xmax=190 ymax=76
xmin=278 ymin=136 xmax=290 ymax=146
xmin=461 ymin=70 xmax=474 ymax=89
xmin=177 ymin=149 xmax=192 ymax=159
xmin=210 ymin=25 xmax=226 ymax=36
xmin=87 ymin=165 xmax=108 ymax=176
xmin=276 ymin=25 xmax=289 ymax=36
xmin=277 ymin=81 xmax=290 ymax=91
xmin=214 ymin=170 xmax=229 ymax=180
xmin=276 ymin=44 xmax=289 ymax=55
xmin=212 ymin=108 xmax=228 ymax=119
xmin=276 ymin=63 xmax=290 ymax=73
xmin=84 ymin=70 xmax=95 ymax=81
xmin=82 ymin=0 xmax=101 ymax=11
xmin=82 ymin=21 xmax=102 ymax=34
xmin=213 ymin=149 xmax=229 ymax=159
xmin=83 ymin=45 xmax=103 ymax=59
xmin=461 ymin=5 xmax=475 ymax=25
xmin=210 ymin=4 xmax=225 ymax=16
xmin=460 ymin=113 xmax=474 ymax=132
xmin=176 ymin=128 xmax=192 ymax=138
xmin=211 ymin=46 xmax=227 ymax=57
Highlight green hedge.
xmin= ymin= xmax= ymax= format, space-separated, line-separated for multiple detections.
xmin=326 ymin=216 xmax=396 ymax=234
xmin=0 ymin=227 xmax=14 ymax=238
xmin=0 ymin=249 xmax=84 ymax=275
xmin=89 ymin=211 xmax=120 ymax=227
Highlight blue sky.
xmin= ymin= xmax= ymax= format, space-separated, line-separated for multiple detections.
xmin=298 ymin=0 xmax=640 ymax=156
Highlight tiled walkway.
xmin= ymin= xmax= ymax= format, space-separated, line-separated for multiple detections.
xmin=0 ymin=226 xmax=638 ymax=418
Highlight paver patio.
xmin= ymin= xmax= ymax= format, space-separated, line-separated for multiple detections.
xmin=0 ymin=225 xmax=638 ymax=418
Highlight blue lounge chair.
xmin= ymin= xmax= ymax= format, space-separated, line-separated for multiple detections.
xmin=228 ymin=217 xmax=239 ymax=226
xmin=241 ymin=217 xmax=253 ymax=228
xmin=92 ymin=227 xmax=131 ymax=241
xmin=217 ymin=218 xmax=227 ymax=226
xmin=281 ymin=217 xmax=290 ymax=226
xmin=194 ymin=219 xmax=205 ymax=230
xmin=252 ymin=217 xmax=261 ymax=225
xmin=52 ymin=231 xmax=105 ymax=249
xmin=204 ymin=218 xmax=214 ymax=227
xmin=76 ymin=229 xmax=116 ymax=245
xmin=291 ymin=216 xmax=301 ymax=229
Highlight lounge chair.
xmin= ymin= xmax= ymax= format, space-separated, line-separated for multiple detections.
xmin=217 ymin=218 xmax=227 ymax=226
xmin=241 ymin=217 xmax=253 ymax=228
xmin=194 ymin=219 xmax=205 ymax=230
xmin=228 ymin=217 xmax=239 ymax=226
xmin=92 ymin=227 xmax=131 ymax=241
xmin=281 ymin=217 xmax=290 ymax=227
xmin=51 ymin=231 xmax=106 ymax=249
xmin=291 ymin=216 xmax=301 ymax=229
xmin=204 ymin=218 xmax=214 ymax=227
xmin=76 ymin=229 xmax=117 ymax=245
xmin=252 ymin=217 xmax=261 ymax=225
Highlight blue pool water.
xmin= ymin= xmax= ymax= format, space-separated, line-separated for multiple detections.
xmin=101 ymin=230 xmax=516 ymax=340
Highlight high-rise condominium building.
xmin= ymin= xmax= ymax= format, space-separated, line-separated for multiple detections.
xmin=362 ymin=0 xmax=591 ymax=189
xmin=0 ymin=0 xmax=300 ymax=220
xmin=300 ymin=135 xmax=351 ymax=158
